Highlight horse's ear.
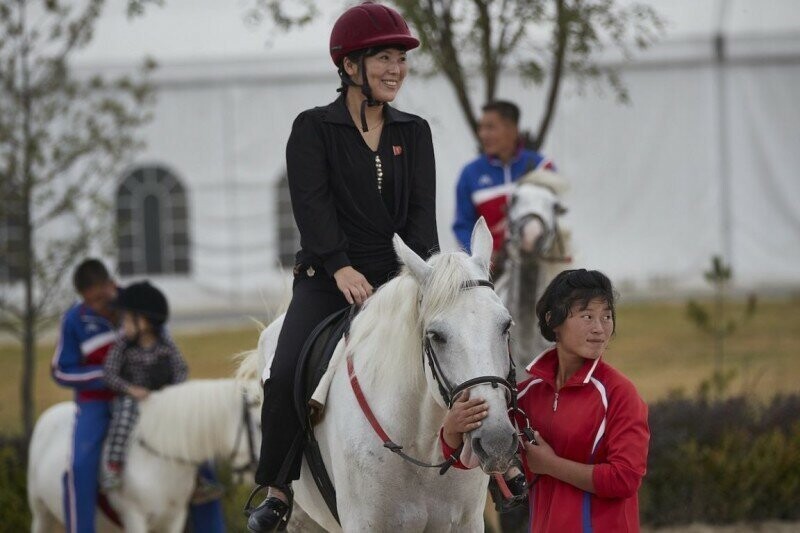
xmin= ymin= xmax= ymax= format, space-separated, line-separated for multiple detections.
xmin=393 ymin=234 xmax=433 ymax=285
xmin=470 ymin=217 xmax=493 ymax=275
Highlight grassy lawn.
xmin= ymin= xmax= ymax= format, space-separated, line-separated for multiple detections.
xmin=0 ymin=326 xmax=264 ymax=433
xmin=1 ymin=297 xmax=799 ymax=432
xmin=609 ymin=296 xmax=800 ymax=401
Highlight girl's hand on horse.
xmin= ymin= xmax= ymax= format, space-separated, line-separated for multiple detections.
xmin=127 ymin=385 xmax=150 ymax=401
xmin=442 ymin=391 xmax=489 ymax=449
xmin=523 ymin=431 xmax=557 ymax=475
xmin=334 ymin=266 xmax=374 ymax=305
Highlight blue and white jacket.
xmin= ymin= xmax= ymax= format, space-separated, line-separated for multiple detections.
xmin=453 ymin=148 xmax=554 ymax=252
xmin=51 ymin=302 xmax=118 ymax=402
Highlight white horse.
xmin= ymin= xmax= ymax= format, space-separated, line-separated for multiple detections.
xmin=27 ymin=378 xmax=261 ymax=533
xmin=249 ymin=218 xmax=519 ymax=532
xmin=496 ymin=169 xmax=572 ymax=379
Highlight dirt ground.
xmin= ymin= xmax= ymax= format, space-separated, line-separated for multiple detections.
xmin=643 ymin=522 xmax=800 ymax=532
xmin=289 ymin=501 xmax=800 ymax=533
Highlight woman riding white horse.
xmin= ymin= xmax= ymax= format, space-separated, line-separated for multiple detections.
xmin=28 ymin=378 xmax=261 ymax=533
xmin=247 ymin=219 xmax=519 ymax=531
xmin=247 ymin=3 xmax=440 ymax=530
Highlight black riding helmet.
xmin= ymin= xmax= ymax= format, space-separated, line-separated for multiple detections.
xmin=113 ymin=281 xmax=169 ymax=328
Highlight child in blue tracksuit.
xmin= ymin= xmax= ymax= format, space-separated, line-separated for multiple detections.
xmin=52 ymin=259 xmax=225 ymax=533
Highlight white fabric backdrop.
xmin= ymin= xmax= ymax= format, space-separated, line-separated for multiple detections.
xmin=68 ymin=1 xmax=800 ymax=310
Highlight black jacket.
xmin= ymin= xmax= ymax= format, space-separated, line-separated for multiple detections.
xmin=286 ymin=95 xmax=439 ymax=285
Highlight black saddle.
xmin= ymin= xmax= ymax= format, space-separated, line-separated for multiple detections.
xmin=290 ymin=305 xmax=356 ymax=525
xmin=292 ymin=306 xmax=354 ymax=423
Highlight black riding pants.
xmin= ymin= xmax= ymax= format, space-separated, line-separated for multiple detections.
xmin=254 ymin=273 xmax=349 ymax=486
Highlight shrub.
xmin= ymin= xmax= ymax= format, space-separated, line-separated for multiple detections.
xmin=0 ymin=435 xmax=30 ymax=530
xmin=641 ymin=392 xmax=800 ymax=526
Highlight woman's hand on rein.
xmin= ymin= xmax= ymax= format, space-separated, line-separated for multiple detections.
xmin=334 ymin=266 xmax=374 ymax=305
xmin=442 ymin=391 xmax=489 ymax=449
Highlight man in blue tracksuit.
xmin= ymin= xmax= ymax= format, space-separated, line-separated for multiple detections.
xmin=52 ymin=259 xmax=225 ymax=532
xmin=453 ymin=100 xmax=555 ymax=254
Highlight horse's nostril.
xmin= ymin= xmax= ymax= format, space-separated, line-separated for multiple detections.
xmin=507 ymin=433 xmax=518 ymax=455
xmin=472 ymin=437 xmax=487 ymax=459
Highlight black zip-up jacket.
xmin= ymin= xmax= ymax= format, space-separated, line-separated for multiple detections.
xmin=286 ymin=94 xmax=439 ymax=285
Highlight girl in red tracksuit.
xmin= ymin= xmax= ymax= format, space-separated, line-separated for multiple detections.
xmin=442 ymin=269 xmax=650 ymax=532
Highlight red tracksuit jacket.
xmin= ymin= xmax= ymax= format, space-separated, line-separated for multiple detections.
xmin=443 ymin=348 xmax=649 ymax=532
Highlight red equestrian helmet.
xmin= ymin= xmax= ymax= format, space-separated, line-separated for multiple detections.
xmin=329 ymin=2 xmax=420 ymax=67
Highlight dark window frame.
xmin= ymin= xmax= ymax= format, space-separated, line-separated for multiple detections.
xmin=116 ymin=166 xmax=191 ymax=276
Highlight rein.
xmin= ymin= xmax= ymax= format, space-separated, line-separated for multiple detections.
xmin=136 ymin=390 xmax=259 ymax=473
xmin=347 ymin=278 xmax=517 ymax=475
xmin=347 ymin=355 xmax=462 ymax=475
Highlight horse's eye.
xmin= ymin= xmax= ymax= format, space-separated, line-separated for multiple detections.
xmin=428 ymin=331 xmax=446 ymax=344
xmin=503 ymin=320 xmax=514 ymax=335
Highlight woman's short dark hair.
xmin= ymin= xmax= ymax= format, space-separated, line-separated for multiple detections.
xmin=72 ymin=259 xmax=111 ymax=293
xmin=338 ymin=45 xmax=406 ymax=91
xmin=535 ymin=269 xmax=617 ymax=342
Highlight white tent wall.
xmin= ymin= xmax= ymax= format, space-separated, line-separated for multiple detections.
xmin=539 ymin=64 xmax=724 ymax=293
xmin=54 ymin=0 xmax=800 ymax=315
xmin=727 ymin=62 xmax=800 ymax=287
xmin=121 ymin=71 xmax=340 ymax=311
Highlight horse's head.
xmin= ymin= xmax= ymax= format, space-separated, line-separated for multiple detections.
xmin=507 ymin=169 xmax=567 ymax=255
xmin=393 ymin=218 xmax=518 ymax=474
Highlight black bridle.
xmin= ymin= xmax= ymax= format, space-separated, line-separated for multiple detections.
xmin=422 ymin=279 xmax=518 ymax=410
xmin=344 ymin=277 xmax=520 ymax=478
xmin=229 ymin=392 xmax=260 ymax=475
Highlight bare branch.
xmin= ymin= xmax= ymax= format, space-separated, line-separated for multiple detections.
xmin=535 ymin=0 xmax=568 ymax=149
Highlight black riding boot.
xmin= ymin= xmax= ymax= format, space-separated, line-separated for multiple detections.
xmin=244 ymin=485 xmax=293 ymax=532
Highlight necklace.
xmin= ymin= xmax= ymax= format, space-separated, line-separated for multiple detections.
xmin=362 ymin=119 xmax=384 ymax=133
xmin=374 ymin=154 xmax=383 ymax=194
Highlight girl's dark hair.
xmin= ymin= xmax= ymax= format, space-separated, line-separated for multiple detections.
xmin=535 ymin=269 xmax=617 ymax=342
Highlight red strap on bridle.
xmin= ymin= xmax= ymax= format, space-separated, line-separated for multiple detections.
xmin=347 ymin=353 xmax=392 ymax=444
xmin=345 ymin=349 xmax=464 ymax=474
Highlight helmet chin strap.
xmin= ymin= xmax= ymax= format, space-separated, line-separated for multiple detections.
xmin=338 ymin=55 xmax=382 ymax=132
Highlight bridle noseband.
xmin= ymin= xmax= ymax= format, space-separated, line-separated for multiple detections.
xmin=422 ymin=279 xmax=518 ymax=410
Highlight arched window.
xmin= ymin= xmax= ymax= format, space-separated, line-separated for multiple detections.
xmin=117 ymin=166 xmax=190 ymax=276
xmin=276 ymin=174 xmax=300 ymax=268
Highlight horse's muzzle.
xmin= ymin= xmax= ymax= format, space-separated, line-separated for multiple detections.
xmin=471 ymin=431 xmax=518 ymax=474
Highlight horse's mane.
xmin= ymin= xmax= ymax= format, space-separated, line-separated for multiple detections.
xmin=347 ymin=251 xmax=477 ymax=393
xmin=235 ymin=302 xmax=290 ymax=390
xmin=136 ymin=379 xmax=243 ymax=463
xmin=517 ymin=168 xmax=570 ymax=195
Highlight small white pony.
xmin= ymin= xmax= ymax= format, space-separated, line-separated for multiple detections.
xmin=27 ymin=378 xmax=261 ymax=533
xmin=251 ymin=218 xmax=519 ymax=531
xmin=497 ymin=169 xmax=572 ymax=378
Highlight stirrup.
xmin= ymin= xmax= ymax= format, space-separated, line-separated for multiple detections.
xmin=244 ymin=484 xmax=294 ymax=532
xmin=243 ymin=485 xmax=268 ymax=517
